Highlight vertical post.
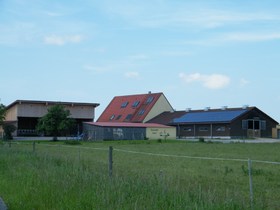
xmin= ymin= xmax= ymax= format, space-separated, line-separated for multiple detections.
xmin=108 ymin=146 xmax=113 ymax=178
xmin=248 ymin=159 xmax=254 ymax=210
xmin=33 ymin=141 xmax=36 ymax=152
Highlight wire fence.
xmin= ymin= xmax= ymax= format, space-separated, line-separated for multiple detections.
xmin=2 ymin=141 xmax=280 ymax=209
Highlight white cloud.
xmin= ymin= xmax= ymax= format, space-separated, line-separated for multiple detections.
xmin=179 ymin=73 xmax=230 ymax=89
xmin=44 ymin=35 xmax=83 ymax=46
xmin=124 ymin=71 xmax=140 ymax=79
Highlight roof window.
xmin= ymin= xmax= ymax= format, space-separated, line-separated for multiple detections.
xmin=110 ymin=114 xmax=115 ymax=121
xmin=124 ymin=114 xmax=132 ymax=121
xmin=132 ymin=100 xmax=140 ymax=108
xmin=116 ymin=115 xmax=122 ymax=120
xmin=121 ymin=101 xmax=129 ymax=108
xmin=146 ymin=96 xmax=154 ymax=104
xmin=138 ymin=109 xmax=145 ymax=115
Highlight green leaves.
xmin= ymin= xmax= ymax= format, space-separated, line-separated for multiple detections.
xmin=37 ymin=105 xmax=74 ymax=139
xmin=0 ymin=104 xmax=6 ymax=125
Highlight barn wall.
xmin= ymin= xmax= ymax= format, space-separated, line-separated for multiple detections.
xmin=146 ymin=127 xmax=176 ymax=140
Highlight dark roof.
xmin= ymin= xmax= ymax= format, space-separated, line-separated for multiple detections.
xmin=97 ymin=92 xmax=164 ymax=123
xmin=147 ymin=111 xmax=186 ymax=125
xmin=6 ymin=100 xmax=99 ymax=110
xmin=85 ymin=122 xmax=173 ymax=128
xmin=173 ymin=109 xmax=249 ymax=124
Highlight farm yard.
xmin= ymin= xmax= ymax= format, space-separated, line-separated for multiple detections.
xmin=0 ymin=140 xmax=280 ymax=210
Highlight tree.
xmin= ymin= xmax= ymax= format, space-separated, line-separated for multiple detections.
xmin=37 ymin=105 xmax=74 ymax=141
xmin=3 ymin=123 xmax=16 ymax=140
xmin=0 ymin=103 xmax=6 ymax=126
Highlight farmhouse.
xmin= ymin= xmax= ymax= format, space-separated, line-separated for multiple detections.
xmin=4 ymin=100 xmax=99 ymax=137
xmin=83 ymin=122 xmax=176 ymax=140
xmin=149 ymin=106 xmax=278 ymax=139
xmin=97 ymin=92 xmax=174 ymax=123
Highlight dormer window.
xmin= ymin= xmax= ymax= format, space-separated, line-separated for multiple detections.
xmin=121 ymin=101 xmax=129 ymax=108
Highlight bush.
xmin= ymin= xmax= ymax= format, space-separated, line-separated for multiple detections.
xmin=199 ymin=137 xmax=205 ymax=143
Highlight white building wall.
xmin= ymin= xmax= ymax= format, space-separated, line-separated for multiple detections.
xmin=144 ymin=94 xmax=173 ymax=123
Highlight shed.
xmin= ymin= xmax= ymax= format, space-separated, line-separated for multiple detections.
xmin=83 ymin=122 xmax=176 ymax=140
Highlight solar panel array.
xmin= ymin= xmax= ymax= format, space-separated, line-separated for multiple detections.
xmin=173 ymin=109 xmax=248 ymax=123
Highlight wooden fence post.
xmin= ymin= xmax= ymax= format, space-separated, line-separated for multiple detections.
xmin=248 ymin=159 xmax=254 ymax=210
xmin=109 ymin=146 xmax=113 ymax=178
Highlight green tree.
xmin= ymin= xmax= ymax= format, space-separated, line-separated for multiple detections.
xmin=0 ymin=103 xmax=6 ymax=126
xmin=37 ymin=105 xmax=74 ymax=141
xmin=3 ymin=123 xmax=16 ymax=140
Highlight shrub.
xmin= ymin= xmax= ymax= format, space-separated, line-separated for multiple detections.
xmin=199 ymin=137 xmax=205 ymax=143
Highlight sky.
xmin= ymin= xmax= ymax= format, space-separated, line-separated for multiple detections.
xmin=1 ymin=0 xmax=280 ymax=122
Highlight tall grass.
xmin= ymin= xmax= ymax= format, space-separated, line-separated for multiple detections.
xmin=0 ymin=140 xmax=280 ymax=209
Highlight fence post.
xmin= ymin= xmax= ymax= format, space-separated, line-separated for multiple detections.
xmin=109 ymin=146 xmax=113 ymax=178
xmin=248 ymin=159 xmax=254 ymax=210
xmin=33 ymin=141 xmax=36 ymax=152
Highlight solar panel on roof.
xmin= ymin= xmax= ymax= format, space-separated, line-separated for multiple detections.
xmin=173 ymin=109 xmax=248 ymax=123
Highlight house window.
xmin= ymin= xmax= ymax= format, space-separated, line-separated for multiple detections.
xmin=146 ymin=96 xmax=154 ymax=104
xmin=116 ymin=115 xmax=122 ymax=120
xmin=199 ymin=127 xmax=208 ymax=132
xmin=121 ymin=101 xmax=129 ymax=108
xmin=124 ymin=114 xmax=132 ymax=121
xmin=183 ymin=127 xmax=192 ymax=132
xmin=138 ymin=109 xmax=145 ymax=115
xmin=216 ymin=126 xmax=225 ymax=132
xmin=132 ymin=100 xmax=140 ymax=108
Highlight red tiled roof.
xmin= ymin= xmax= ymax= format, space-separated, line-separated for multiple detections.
xmin=85 ymin=122 xmax=173 ymax=128
xmin=97 ymin=92 xmax=163 ymax=123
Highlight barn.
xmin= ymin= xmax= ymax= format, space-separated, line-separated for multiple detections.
xmin=83 ymin=122 xmax=176 ymax=141
xmin=4 ymin=100 xmax=99 ymax=137
xmin=170 ymin=106 xmax=278 ymax=139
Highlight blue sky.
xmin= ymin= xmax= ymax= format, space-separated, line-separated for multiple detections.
xmin=1 ymin=0 xmax=280 ymax=121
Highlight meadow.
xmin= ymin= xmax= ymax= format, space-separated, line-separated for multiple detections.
xmin=0 ymin=139 xmax=280 ymax=210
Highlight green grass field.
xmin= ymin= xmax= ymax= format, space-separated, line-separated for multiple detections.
xmin=0 ymin=140 xmax=280 ymax=209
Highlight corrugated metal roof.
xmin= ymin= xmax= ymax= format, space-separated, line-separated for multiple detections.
xmin=173 ymin=109 xmax=249 ymax=124
xmin=85 ymin=122 xmax=173 ymax=128
xmin=6 ymin=100 xmax=99 ymax=109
